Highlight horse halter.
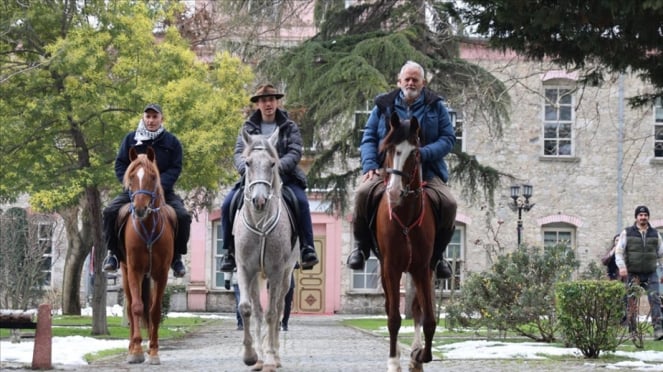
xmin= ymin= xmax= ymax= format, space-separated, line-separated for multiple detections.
xmin=244 ymin=145 xmax=276 ymax=203
xmin=128 ymin=182 xmax=164 ymax=247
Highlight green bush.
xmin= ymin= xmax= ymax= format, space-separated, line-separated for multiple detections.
xmin=556 ymin=280 xmax=626 ymax=358
xmin=445 ymin=244 xmax=579 ymax=341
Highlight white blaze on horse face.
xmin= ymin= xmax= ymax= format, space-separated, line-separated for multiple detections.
xmin=386 ymin=141 xmax=415 ymax=205
xmin=137 ymin=167 xmax=145 ymax=189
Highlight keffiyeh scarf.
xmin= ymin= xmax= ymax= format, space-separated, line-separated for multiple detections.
xmin=134 ymin=119 xmax=164 ymax=145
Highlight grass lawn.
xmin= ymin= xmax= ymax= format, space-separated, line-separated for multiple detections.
xmin=342 ymin=317 xmax=663 ymax=362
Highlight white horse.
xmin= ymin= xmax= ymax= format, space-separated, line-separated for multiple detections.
xmin=233 ymin=128 xmax=298 ymax=372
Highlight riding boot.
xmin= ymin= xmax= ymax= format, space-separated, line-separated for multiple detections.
xmin=220 ymin=240 xmax=236 ymax=272
xmin=171 ymin=254 xmax=186 ymax=278
xmin=431 ymin=226 xmax=455 ymax=279
xmin=102 ymin=253 xmax=119 ymax=273
xmin=347 ymin=215 xmax=372 ymax=270
xmin=300 ymin=245 xmax=319 ymax=270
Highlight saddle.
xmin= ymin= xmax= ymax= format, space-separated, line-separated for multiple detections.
xmin=229 ymin=181 xmax=299 ymax=249
xmin=366 ymin=183 xmax=444 ymax=259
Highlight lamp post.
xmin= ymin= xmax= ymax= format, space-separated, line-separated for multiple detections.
xmin=510 ymin=184 xmax=535 ymax=246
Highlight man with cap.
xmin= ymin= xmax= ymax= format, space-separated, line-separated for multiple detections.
xmin=615 ymin=205 xmax=663 ymax=340
xmin=218 ymin=84 xmax=319 ymax=272
xmin=101 ymin=103 xmax=191 ymax=278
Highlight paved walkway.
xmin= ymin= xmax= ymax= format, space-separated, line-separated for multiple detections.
xmin=4 ymin=315 xmax=604 ymax=371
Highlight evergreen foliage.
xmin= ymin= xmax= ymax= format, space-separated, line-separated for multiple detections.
xmin=456 ymin=0 xmax=663 ymax=106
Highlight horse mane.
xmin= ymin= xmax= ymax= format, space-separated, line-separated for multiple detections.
xmin=123 ymin=153 xmax=166 ymax=205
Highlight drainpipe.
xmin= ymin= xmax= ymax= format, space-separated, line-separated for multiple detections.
xmin=617 ymin=74 xmax=624 ymax=232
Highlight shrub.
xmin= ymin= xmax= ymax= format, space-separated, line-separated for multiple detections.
xmin=556 ymin=280 xmax=626 ymax=358
xmin=445 ymin=244 xmax=579 ymax=341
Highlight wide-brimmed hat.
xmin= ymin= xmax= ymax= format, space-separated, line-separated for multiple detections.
xmin=144 ymin=103 xmax=162 ymax=114
xmin=250 ymin=84 xmax=284 ymax=103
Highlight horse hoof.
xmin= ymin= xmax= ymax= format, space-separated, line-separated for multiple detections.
xmin=243 ymin=351 xmax=258 ymax=366
xmin=410 ymin=347 xmax=432 ymax=363
xmin=250 ymin=360 xmax=263 ymax=371
xmin=126 ymin=353 xmax=145 ymax=364
xmin=147 ymin=355 xmax=161 ymax=365
xmin=263 ymin=364 xmax=277 ymax=372
xmin=408 ymin=360 xmax=423 ymax=372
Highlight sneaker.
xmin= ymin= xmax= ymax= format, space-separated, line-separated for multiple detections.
xmin=237 ymin=324 xmax=243 ymax=331
xmin=281 ymin=323 xmax=288 ymax=331
xmin=171 ymin=258 xmax=186 ymax=278
xmin=654 ymin=328 xmax=663 ymax=341
xmin=300 ymin=245 xmax=319 ymax=270
xmin=220 ymin=255 xmax=236 ymax=272
xmin=102 ymin=255 xmax=118 ymax=273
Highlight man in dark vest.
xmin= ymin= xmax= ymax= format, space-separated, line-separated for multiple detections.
xmin=615 ymin=205 xmax=663 ymax=340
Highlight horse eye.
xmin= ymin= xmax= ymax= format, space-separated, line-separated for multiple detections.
xmin=270 ymin=161 xmax=276 ymax=168
xmin=246 ymin=160 xmax=252 ymax=167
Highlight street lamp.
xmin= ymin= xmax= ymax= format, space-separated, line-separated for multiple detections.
xmin=510 ymin=184 xmax=535 ymax=246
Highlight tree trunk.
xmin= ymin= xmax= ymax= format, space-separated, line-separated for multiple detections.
xmin=59 ymin=207 xmax=88 ymax=315
xmin=84 ymin=186 xmax=109 ymax=335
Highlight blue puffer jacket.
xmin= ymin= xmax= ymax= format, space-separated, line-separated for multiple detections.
xmin=359 ymin=87 xmax=455 ymax=182
xmin=114 ymin=130 xmax=183 ymax=193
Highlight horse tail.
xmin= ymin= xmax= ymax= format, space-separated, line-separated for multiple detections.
xmin=141 ymin=276 xmax=150 ymax=328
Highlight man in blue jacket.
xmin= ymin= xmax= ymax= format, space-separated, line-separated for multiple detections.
xmin=347 ymin=61 xmax=457 ymax=278
xmin=101 ymin=104 xmax=191 ymax=278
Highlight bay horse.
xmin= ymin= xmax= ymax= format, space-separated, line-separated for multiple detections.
xmin=120 ymin=146 xmax=176 ymax=364
xmin=377 ymin=113 xmax=437 ymax=372
xmin=233 ymin=128 xmax=298 ymax=372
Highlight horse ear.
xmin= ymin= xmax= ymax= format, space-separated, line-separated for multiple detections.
xmin=241 ymin=128 xmax=252 ymax=147
xmin=268 ymin=127 xmax=279 ymax=148
xmin=129 ymin=147 xmax=138 ymax=161
xmin=146 ymin=146 xmax=156 ymax=162
xmin=390 ymin=112 xmax=401 ymax=130
xmin=409 ymin=116 xmax=420 ymax=139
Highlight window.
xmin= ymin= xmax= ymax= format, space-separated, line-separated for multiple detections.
xmin=655 ymin=98 xmax=663 ymax=158
xmin=212 ymin=221 xmax=227 ymax=289
xmin=351 ymin=257 xmax=380 ymax=291
xmin=438 ymin=227 xmax=464 ymax=291
xmin=37 ymin=222 xmax=53 ymax=287
xmin=543 ymin=87 xmax=574 ymax=156
xmin=453 ymin=111 xmax=464 ymax=152
xmin=542 ymin=226 xmax=575 ymax=251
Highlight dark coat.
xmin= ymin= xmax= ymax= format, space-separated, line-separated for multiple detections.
xmin=233 ymin=108 xmax=307 ymax=188
xmin=114 ymin=130 xmax=183 ymax=193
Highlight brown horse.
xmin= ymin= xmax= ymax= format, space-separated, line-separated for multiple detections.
xmin=120 ymin=146 xmax=176 ymax=364
xmin=376 ymin=113 xmax=437 ymax=372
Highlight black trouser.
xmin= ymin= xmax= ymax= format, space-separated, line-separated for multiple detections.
xmin=102 ymin=191 xmax=191 ymax=261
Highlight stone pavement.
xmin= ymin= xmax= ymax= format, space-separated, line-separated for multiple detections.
xmin=3 ymin=315 xmax=604 ymax=371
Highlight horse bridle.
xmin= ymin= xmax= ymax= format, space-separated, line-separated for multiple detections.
xmin=128 ymin=185 xmax=165 ymax=248
xmin=385 ymin=148 xmax=423 ymax=198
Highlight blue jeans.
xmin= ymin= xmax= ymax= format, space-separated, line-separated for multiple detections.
xmin=627 ymin=272 xmax=662 ymax=329
xmin=221 ymin=181 xmax=314 ymax=252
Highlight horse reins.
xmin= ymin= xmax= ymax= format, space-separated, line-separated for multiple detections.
xmin=241 ymin=145 xmax=282 ymax=274
xmin=129 ymin=187 xmax=166 ymax=276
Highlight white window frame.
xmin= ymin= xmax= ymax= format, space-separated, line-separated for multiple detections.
xmin=453 ymin=111 xmax=465 ymax=152
xmin=542 ymin=225 xmax=576 ymax=251
xmin=350 ymin=256 xmax=380 ymax=292
xmin=438 ymin=226 xmax=464 ymax=291
xmin=542 ymin=86 xmax=575 ymax=157
xmin=655 ymin=98 xmax=663 ymax=158
xmin=212 ymin=220 xmax=227 ymax=290
xmin=37 ymin=222 xmax=53 ymax=288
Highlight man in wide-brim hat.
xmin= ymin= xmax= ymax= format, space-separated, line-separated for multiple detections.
xmin=219 ymin=84 xmax=319 ymax=272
